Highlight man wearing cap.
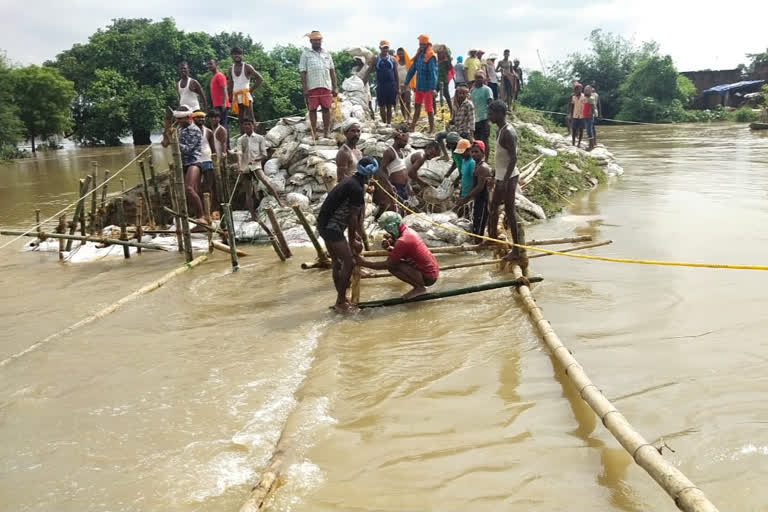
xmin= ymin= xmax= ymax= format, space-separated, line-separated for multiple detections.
xmin=464 ymin=50 xmax=482 ymax=83
xmin=162 ymin=105 xmax=205 ymax=219
xmin=317 ymin=157 xmax=379 ymax=313
xmin=336 ymin=119 xmax=362 ymax=181
xmin=374 ymin=41 xmax=399 ymax=125
xmin=485 ymin=54 xmax=499 ymax=100
xmin=471 ymin=71 xmax=493 ymax=158
xmin=403 ymin=34 xmax=438 ymax=134
xmin=457 ymin=141 xmax=492 ymax=236
xmin=299 ymin=31 xmax=338 ymax=139
xmin=355 ymin=211 xmax=439 ymax=300
xmin=450 ymin=138 xmax=476 ymax=215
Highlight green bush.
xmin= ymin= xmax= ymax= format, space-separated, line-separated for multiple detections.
xmin=727 ymin=107 xmax=759 ymax=122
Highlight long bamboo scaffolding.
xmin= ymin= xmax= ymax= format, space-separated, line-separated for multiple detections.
xmin=0 ymin=254 xmax=208 ymax=368
xmin=511 ymin=264 xmax=718 ymax=512
xmin=0 ymin=230 xmax=171 ymax=252
xmin=238 ymin=432 xmax=288 ymax=512
xmin=357 ymin=277 xmax=543 ymax=309
xmin=361 ymin=240 xmax=613 ymax=279
xmin=169 ymin=133 xmax=193 ymax=263
xmin=361 ymin=235 xmax=593 ymax=258
xmin=211 ymin=240 xmax=249 ymax=257
xmin=265 ymin=207 xmax=292 ymax=259
xmin=66 ymin=176 xmax=92 ymax=251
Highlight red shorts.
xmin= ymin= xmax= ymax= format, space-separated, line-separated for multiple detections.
xmin=307 ymin=88 xmax=333 ymax=111
xmin=413 ymin=90 xmax=434 ymax=113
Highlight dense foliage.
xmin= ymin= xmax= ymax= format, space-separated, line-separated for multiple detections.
xmin=0 ymin=53 xmax=24 ymax=158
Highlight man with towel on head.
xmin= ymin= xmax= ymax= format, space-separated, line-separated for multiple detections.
xmin=162 ymin=105 xmax=205 ymax=220
xmin=403 ymin=34 xmax=439 ymax=134
xmin=336 ymin=118 xmax=362 ymax=181
xmin=299 ymin=30 xmax=338 ymax=139
xmin=317 ymin=157 xmax=379 ymax=314
xmin=355 ymin=211 xmax=439 ymax=300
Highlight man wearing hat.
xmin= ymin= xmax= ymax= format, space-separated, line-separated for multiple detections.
xmin=485 ymin=54 xmax=499 ymax=100
xmin=317 ymin=157 xmax=379 ymax=313
xmin=375 ymin=40 xmax=399 ymax=125
xmin=465 ymin=49 xmax=482 ymax=83
xmin=162 ymin=105 xmax=205 ymax=219
xmin=299 ymin=30 xmax=338 ymax=139
xmin=355 ymin=211 xmax=439 ymax=300
xmin=456 ymin=140 xmax=492 ymax=236
xmin=403 ymin=34 xmax=439 ymax=134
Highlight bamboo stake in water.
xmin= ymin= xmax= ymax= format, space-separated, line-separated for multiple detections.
xmin=89 ymin=162 xmax=98 ymax=234
xmin=256 ymin=218 xmax=287 ymax=262
xmin=66 ymin=176 xmax=92 ymax=251
xmin=138 ymin=159 xmax=156 ymax=227
xmin=203 ymin=192 xmax=213 ymax=252
xmin=265 ymin=207 xmax=292 ymax=258
xmin=169 ymin=132 xmax=194 ymax=263
xmin=168 ymin=165 xmax=184 ymax=253
xmin=221 ymin=203 xmax=240 ymax=271
xmin=99 ymin=170 xmax=110 ymax=229
xmin=0 ymin=230 xmax=170 ymax=251
xmin=57 ymin=215 xmax=66 ymax=260
xmin=292 ymin=205 xmax=329 ymax=264
xmin=135 ymin=195 xmax=143 ymax=255
xmin=35 ymin=209 xmax=41 ymax=237
xmin=80 ymin=175 xmax=91 ymax=238
xmin=118 ymin=179 xmax=130 ymax=259
xmin=147 ymin=154 xmax=162 ymax=224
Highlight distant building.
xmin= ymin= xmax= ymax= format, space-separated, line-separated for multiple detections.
xmin=682 ymin=64 xmax=768 ymax=109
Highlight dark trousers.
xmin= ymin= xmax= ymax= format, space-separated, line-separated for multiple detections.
xmin=488 ymin=82 xmax=499 ymax=100
xmin=214 ymin=106 xmax=229 ymax=148
xmin=472 ymin=189 xmax=489 ymax=236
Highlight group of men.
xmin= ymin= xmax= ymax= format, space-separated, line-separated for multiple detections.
xmin=166 ymin=32 xmax=526 ymax=313
xmin=567 ymin=82 xmax=602 ymax=150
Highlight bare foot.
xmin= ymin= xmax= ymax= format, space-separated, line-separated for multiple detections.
xmin=402 ymin=286 xmax=428 ymax=300
xmin=333 ymin=302 xmax=360 ymax=314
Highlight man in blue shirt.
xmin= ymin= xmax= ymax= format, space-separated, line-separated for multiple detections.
xmin=404 ymin=34 xmax=438 ymax=134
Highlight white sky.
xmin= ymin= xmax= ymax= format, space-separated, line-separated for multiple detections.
xmin=2 ymin=0 xmax=765 ymax=72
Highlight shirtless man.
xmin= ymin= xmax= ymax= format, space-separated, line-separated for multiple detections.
xmin=227 ymin=47 xmax=263 ymax=132
xmin=192 ymin=112 xmax=216 ymax=212
xmin=335 ymin=119 xmax=362 ymax=181
xmin=487 ymin=100 xmax=520 ymax=260
xmin=177 ymin=62 xmax=207 ymax=112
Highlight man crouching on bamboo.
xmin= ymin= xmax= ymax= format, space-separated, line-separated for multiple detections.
xmin=355 ymin=211 xmax=440 ymax=299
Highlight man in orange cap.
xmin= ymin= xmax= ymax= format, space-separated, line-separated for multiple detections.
xmin=404 ymin=34 xmax=438 ymax=134
xmin=374 ymin=40 xmax=399 ymax=125
xmin=299 ymin=30 xmax=338 ymax=139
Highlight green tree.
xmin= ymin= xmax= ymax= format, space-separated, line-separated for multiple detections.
xmin=519 ymin=71 xmax=571 ymax=119
xmin=617 ymin=55 xmax=692 ymax=122
xmin=72 ymin=68 xmax=135 ymax=146
xmin=0 ymin=51 xmax=23 ymax=158
xmin=210 ymin=32 xmax=256 ymax=61
xmin=745 ymin=48 xmax=768 ymax=72
xmin=12 ymin=65 xmax=74 ymax=152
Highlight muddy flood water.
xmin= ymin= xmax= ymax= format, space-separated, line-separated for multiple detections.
xmin=1 ymin=123 xmax=767 ymax=511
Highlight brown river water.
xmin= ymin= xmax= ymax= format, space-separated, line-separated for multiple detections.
xmin=1 ymin=123 xmax=767 ymax=511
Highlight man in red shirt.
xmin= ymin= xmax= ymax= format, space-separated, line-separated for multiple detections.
xmin=355 ymin=211 xmax=439 ymax=299
xmin=207 ymin=59 xmax=230 ymax=147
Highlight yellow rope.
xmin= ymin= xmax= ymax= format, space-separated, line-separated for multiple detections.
xmin=371 ymin=179 xmax=768 ymax=271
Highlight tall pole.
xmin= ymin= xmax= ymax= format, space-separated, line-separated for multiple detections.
xmin=169 ymin=130 xmax=194 ymax=263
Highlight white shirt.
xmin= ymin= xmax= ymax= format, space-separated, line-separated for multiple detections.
xmin=299 ymin=47 xmax=335 ymax=91
xmin=178 ymin=78 xmax=200 ymax=111
xmin=238 ymin=133 xmax=266 ymax=171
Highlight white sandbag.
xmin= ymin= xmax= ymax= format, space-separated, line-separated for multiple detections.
xmin=288 ymin=158 xmax=309 ymax=175
xmin=281 ymin=116 xmax=305 ymax=126
xmin=422 ymin=177 xmax=455 ymax=204
xmin=286 ymin=192 xmax=310 ymax=209
xmin=274 ymin=141 xmax=299 ymax=167
xmin=535 ymin=145 xmax=558 ymax=157
xmin=348 ymin=47 xmax=374 ymax=61
xmin=289 ymin=172 xmax=308 ymax=185
xmin=266 ymin=123 xmax=293 ymax=146
xmin=263 ymin=158 xmax=281 ymax=176
xmin=515 ymin=193 xmax=546 ymax=220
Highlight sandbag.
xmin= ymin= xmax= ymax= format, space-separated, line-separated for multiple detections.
xmin=266 ymin=123 xmax=293 ymax=146
xmin=286 ymin=192 xmax=310 ymax=209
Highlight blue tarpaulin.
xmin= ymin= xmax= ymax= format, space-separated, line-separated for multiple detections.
xmin=702 ymin=80 xmax=765 ymax=96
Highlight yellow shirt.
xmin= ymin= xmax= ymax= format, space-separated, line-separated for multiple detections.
xmin=464 ymin=57 xmax=482 ymax=82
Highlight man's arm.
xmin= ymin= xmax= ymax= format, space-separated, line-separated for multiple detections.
xmin=300 ymin=71 xmax=308 ymax=98
xmin=329 ymin=68 xmax=338 ymax=96
xmin=335 ymin=148 xmax=352 ymax=178
xmin=246 ymin=64 xmax=263 ymax=90
xmin=227 ymin=67 xmax=234 ymax=99
xmin=254 ymin=168 xmax=284 ymax=207
xmin=214 ymin=129 xmax=227 ymax=159
xmin=459 ymin=164 xmax=490 ymax=203
xmin=501 ymin=129 xmax=518 ymax=181
xmin=403 ymin=57 xmax=418 ymax=87
xmin=356 ymin=255 xmax=390 ymax=270
xmin=408 ymin=154 xmax=430 ymax=189
xmin=205 ymin=129 xmax=215 ymax=157
xmin=393 ymin=61 xmax=399 ymax=89
xmin=347 ymin=205 xmax=362 ymax=248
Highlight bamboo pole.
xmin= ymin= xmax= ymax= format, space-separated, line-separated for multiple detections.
xmin=57 ymin=215 xmax=65 ymax=260
xmin=212 ymin=156 xmax=225 ymax=216
xmin=360 ymin=236 xmax=594 ymax=258
xmin=138 ymin=159 xmax=156 ymax=227
xmin=168 ymin=165 xmax=184 ymax=253
xmin=0 ymin=230 xmax=170 ymax=251
xmin=239 ymin=434 xmax=287 ymax=512
xmin=265 ymin=207 xmax=292 ymax=259
xmin=526 ymin=235 xmax=592 ymax=246
xmin=349 ymin=265 xmax=361 ymax=303
xmin=135 ymin=196 xmax=143 ymax=255
xmin=163 ymin=206 xmax=223 ymax=236
xmin=356 ymin=276 xmax=543 ymax=309
xmin=118 ymin=179 xmax=130 ymax=259
xmin=256 ymin=218 xmax=287 ymax=262
xmin=0 ymin=254 xmax=208 ymax=368
xmin=211 ymin=240 xmax=249 ymax=257
xmin=292 ymin=206 xmax=329 ymax=265
xmin=99 ymin=170 xmax=110 ymax=229
xmin=89 ymin=162 xmax=98 ymax=234
xmin=169 ymin=132 xmax=194 ymax=263
xmin=203 ymin=192 xmax=213 ymax=252
xmin=221 ymin=203 xmax=240 ymax=271
xmin=66 ymin=176 xmax=91 ymax=251
xmin=511 ymin=264 xmax=718 ymax=512
xmin=148 ymin=154 xmax=162 ymax=225
xmin=80 ymin=175 xmax=91 ymax=238
xmin=35 ymin=209 xmax=41 ymax=236
xmin=360 ymin=240 xmax=614 ymax=279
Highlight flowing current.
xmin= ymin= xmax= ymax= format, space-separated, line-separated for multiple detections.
xmin=1 ymin=123 xmax=767 ymax=511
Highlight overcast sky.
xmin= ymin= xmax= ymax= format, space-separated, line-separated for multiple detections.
xmin=2 ymin=0 xmax=765 ymax=73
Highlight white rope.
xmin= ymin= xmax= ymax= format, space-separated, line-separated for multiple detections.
xmin=0 ymin=145 xmax=154 ymax=252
